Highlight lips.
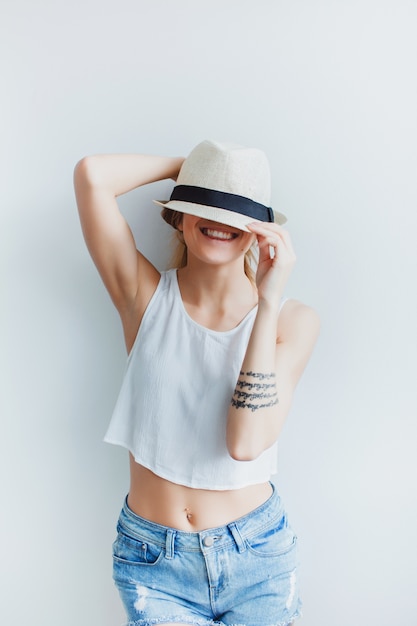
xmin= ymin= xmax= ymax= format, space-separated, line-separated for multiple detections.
xmin=200 ymin=227 xmax=238 ymax=241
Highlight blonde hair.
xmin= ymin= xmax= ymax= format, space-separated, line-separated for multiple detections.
xmin=161 ymin=208 xmax=257 ymax=285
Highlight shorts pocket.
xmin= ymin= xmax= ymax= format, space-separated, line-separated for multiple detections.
xmin=245 ymin=513 xmax=297 ymax=558
xmin=112 ymin=525 xmax=164 ymax=566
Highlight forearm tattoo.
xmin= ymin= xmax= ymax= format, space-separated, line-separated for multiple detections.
xmin=231 ymin=371 xmax=278 ymax=412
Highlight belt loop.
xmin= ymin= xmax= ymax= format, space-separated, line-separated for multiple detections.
xmin=228 ymin=522 xmax=246 ymax=553
xmin=165 ymin=529 xmax=176 ymax=559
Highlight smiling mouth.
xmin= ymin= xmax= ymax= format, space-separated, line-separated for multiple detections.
xmin=200 ymin=228 xmax=239 ymax=241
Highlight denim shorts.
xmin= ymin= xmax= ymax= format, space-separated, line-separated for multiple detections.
xmin=112 ymin=484 xmax=301 ymax=626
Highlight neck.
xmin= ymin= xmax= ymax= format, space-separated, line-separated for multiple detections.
xmin=177 ymin=257 xmax=256 ymax=307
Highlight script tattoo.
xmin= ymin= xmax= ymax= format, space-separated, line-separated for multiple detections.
xmin=231 ymin=371 xmax=278 ymax=412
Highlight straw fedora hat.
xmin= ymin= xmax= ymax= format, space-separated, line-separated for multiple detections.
xmin=154 ymin=140 xmax=287 ymax=232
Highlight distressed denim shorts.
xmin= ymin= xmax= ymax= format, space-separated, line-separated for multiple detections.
xmin=112 ymin=483 xmax=301 ymax=626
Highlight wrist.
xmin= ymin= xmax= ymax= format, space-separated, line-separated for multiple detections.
xmin=257 ymin=296 xmax=283 ymax=317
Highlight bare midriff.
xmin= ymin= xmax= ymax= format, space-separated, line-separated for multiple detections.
xmin=127 ymin=454 xmax=273 ymax=532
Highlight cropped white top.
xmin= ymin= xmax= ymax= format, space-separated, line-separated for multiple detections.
xmin=104 ymin=269 xmax=279 ymax=490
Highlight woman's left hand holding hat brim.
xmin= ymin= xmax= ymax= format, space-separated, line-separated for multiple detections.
xmin=247 ymin=221 xmax=296 ymax=309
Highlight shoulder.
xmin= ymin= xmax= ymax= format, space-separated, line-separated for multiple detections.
xmin=277 ymin=298 xmax=320 ymax=345
xmin=275 ymin=299 xmax=320 ymax=383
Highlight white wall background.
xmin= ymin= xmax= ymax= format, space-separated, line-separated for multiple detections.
xmin=2 ymin=1 xmax=416 ymax=624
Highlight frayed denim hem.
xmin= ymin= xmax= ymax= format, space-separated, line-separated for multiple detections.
xmin=125 ymin=618 xmax=222 ymax=626
xmin=124 ymin=606 xmax=302 ymax=626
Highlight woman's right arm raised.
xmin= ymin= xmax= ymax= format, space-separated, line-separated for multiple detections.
xmin=74 ymin=154 xmax=184 ymax=317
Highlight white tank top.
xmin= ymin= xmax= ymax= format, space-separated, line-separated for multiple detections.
xmin=104 ymin=269 xmax=280 ymax=490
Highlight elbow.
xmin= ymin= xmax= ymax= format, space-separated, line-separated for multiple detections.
xmin=73 ymin=155 xmax=102 ymax=190
xmin=227 ymin=425 xmax=283 ymax=462
xmin=229 ymin=450 xmax=260 ymax=462
xmin=227 ymin=440 xmax=264 ymax=462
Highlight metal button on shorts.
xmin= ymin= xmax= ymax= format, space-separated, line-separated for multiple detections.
xmin=203 ymin=536 xmax=214 ymax=547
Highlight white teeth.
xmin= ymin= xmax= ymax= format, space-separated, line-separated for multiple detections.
xmin=204 ymin=228 xmax=234 ymax=240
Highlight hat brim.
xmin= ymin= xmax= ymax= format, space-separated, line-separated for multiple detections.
xmin=154 ymin=200 xmax=287 ymax=232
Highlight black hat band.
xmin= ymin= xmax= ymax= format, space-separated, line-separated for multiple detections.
xmin=169 ymin=185 xmax=274 ymax=223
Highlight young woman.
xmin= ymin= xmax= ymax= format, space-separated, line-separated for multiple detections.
xmin=74 ymin=140 xmax=319 ymax=626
